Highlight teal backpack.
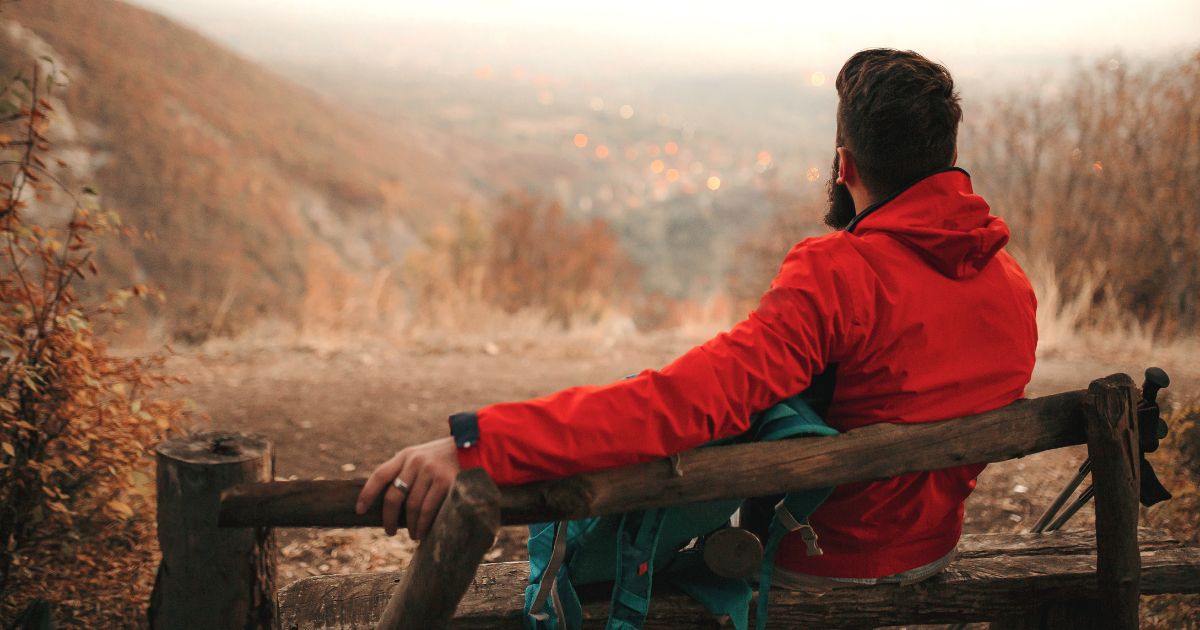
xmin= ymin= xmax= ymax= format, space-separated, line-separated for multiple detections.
xmin=522 ymin=394 xmax=839 ymax=630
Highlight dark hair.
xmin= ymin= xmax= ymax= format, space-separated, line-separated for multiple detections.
xmin=835 ymin=49 xmax=962 ymax=198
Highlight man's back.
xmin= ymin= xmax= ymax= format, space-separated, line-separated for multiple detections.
xmin=772 ymin=167 xmax=1036 ymax=577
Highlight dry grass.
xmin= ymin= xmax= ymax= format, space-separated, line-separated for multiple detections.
xmin=1025 ymin=254 xmax=1200 ymax=369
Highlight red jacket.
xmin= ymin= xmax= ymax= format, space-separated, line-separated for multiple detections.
xmin=450 ymin=168 xmax=1037 ymax=578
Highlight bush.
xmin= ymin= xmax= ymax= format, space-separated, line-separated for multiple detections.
xmin=963 ymin=52 xmax=1200 ymax=337
xmin=404 ymin=194 xmax=639 ymax=330
xmin=0 ymin=63 xmax=183 ymax=601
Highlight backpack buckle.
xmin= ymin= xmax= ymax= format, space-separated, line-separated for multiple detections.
xmin=774 ymin=500 xmax=824 ymax=557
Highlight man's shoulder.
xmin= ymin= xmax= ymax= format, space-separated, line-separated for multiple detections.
xmin=781 ymin=230 xmax=862 ymax=260
xmin=775 ymin=231 xmax=875 ymax=287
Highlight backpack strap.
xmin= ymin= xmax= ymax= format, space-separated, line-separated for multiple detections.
xmin=751 ymin=395 xmax=839 ymax=630
xmin=528 ymin=520 xmax=569 ymax=621
xmin=605 ymin=507 xmax=669 ymax=630
xmin=755 ymin=490 xmax=834 ymax=630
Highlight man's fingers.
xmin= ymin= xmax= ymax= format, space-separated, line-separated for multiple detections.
xmin=404 ymin=474 xmax=434 ymax=540
xmin=357 ymin=451 xmax=406 ymax=514
xmin=415 ymin=480 xmax=447 ymax=540
xmin=382 ymin=485 xmax=410 ymax=536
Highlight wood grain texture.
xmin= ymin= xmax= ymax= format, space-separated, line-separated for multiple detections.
xmin=149 ymin=432 xmax=276 ymax=630
xmin=373 ymin=468 xmax=502 ymax=630
xmin=277 ymin=529 xmax=1200 ymax=630
xmin=221 ymin=390 xmax=1088 ymax=528
xmin=1084 ymin=373 xmax=1142 ymax=629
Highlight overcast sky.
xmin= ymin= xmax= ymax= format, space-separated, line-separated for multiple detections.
xmin=131 ymin=0 xmax=1200 ymax=78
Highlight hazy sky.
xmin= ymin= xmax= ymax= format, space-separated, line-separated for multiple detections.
xmin=132 ymin=0 xmax=1200 ymax=78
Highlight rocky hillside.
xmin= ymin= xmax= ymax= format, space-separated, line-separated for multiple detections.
xmin=0 ymin=0 xmax=476 ymax=340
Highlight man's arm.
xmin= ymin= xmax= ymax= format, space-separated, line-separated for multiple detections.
xmin=358 ymin=239 xmax=868 ymax=537
xmin=454 ymin=244 xmax=867 ymax=485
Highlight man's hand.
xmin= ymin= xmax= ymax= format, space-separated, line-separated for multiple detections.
xmin=356 ymin=436 xmax=460 ymax=540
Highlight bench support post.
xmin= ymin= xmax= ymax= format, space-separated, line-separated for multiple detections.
xmin=992 ymin=374 xmax=1142 ymax=630
xmin=1084 ymin=373 xmax=1141 ymax=629
xmin=374 ymin=468 xmax=501 ymax=630
xmin=148 ymin=432 xmax=276 ymax=629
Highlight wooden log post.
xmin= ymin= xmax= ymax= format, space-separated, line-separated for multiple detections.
xmin=149 ymin=432 xmax=276 ymax=629
xmin=1085 ymin=373 xmax=1141 ymax=629
xmin=374 ymin=468 xmax=501 ymax=630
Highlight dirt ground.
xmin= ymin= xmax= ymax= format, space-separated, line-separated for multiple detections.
xmin=167 ymin=332 xmax=1199 ymax=587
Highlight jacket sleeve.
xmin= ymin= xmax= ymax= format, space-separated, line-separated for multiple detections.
xmin=451 ymin=241 xmax=868 ymax=485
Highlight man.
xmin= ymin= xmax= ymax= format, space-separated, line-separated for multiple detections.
xmin=358 ymin=48 xmax=1037 ymax=585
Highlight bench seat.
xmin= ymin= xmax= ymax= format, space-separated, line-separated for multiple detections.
xmin=278 ymin=528 xmax=1200 ymax=629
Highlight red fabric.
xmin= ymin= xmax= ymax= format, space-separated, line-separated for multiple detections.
xmin=455 ymin=169 xmax=1037 ymax=578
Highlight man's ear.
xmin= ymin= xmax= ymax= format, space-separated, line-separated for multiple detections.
xmin=835 ymin=146 xmax=857 ymax=185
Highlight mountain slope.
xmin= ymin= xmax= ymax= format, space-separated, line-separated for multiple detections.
xmin=0 ymin=0 xmax=473 ymax=339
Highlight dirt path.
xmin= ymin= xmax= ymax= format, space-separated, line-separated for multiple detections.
xmin=168 ymin=333 xmax=1198 ymax=585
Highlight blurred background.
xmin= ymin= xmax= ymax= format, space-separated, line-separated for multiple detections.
xmin=5 ymin=0 xmax=1200 ymax=345
xmin=1 ymin=0 xmax=1198 ymax=626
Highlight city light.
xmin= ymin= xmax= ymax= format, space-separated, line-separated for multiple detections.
xmin=706 ymin=175 xmax=721 ymax=190
xmin=810 ymin=71 xmax=826 ymax=87
xmin=595 ymin=145 xmax=610 ymax=159
xmin=665 ymin=168 xmax=680 ymax=182
xmin=619 ymin=105 xmax=635 ymax=119
xmin=650 ymin=159 xmax=665 ymax=173
xmin=574 ymin=133 xmax=589 ymax=148
xmin=664 ymin=141 xmax=679 ymax=156
xmin=806 ymin=167 xmax=821 ymax=182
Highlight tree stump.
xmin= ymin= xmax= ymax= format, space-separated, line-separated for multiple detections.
xmin=149 ymin=431 xmax=276 ymax=629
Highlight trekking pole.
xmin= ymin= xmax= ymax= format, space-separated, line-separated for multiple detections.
xmin=1028 ymin=367 xmax=1170 ymax=533
xmin=947 ymin=368 xmax=1170 ymax=630
xmin=1030 ymin=459 xmax=1091 ymax=533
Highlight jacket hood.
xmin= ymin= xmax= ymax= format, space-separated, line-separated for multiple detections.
xmin=847 ymin=168 xmax=1009 ymax=279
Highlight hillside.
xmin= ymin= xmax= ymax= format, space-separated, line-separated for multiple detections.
xmin=0 ymin=0 xmax=476 ymax=340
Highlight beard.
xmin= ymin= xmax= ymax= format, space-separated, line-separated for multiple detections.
xmin=823 ymin=153 xmax=857 ymax=230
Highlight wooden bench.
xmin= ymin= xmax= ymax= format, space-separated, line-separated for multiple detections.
xmin=186 ymin=373 xmax=1200 ymax=629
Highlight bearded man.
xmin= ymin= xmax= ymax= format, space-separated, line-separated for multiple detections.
xmin=358 ymin=48 xmax=1037 ymax=587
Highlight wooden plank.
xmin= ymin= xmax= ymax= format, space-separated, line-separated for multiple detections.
xmin=954 ymin=527 xmax=1177 ymax=558
xmin=1084 ymin=373 xmax=1142 ymax=629
xmin=276 ymin=531 xmax=1200 ymax=630
xmin=373 ymin=469 xmax=501 ymax=629
xmin=222 ymin=389 xmax=1088 ymax=528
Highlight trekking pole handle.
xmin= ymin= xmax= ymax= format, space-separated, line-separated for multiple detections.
xmin=1141 ymin=367 xmax=1169 ymax=405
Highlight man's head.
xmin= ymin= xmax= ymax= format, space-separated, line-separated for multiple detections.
xmin=825 ymin=49 xmax=962 ymax=229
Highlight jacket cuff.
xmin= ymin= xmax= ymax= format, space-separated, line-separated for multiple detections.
xmin=449 ymin=411 xmax=484 ymax=470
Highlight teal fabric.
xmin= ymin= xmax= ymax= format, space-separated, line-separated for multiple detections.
xmin=523 ymin=395 xmax=838 ymax=630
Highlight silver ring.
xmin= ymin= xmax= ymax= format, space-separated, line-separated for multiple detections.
xmin=392 ymin=477 xmax=410 ymax=493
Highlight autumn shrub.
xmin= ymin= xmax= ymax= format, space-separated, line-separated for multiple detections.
xmin=0 ymin=62 xmax=183 ymax=607
xmin=962 ymin=52 xmax=1200 ymax=338
xmin=1141 ymin=399 xmax=1200 ymax=628
xmin=404 ymin=194 xmax=639 ymax=331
